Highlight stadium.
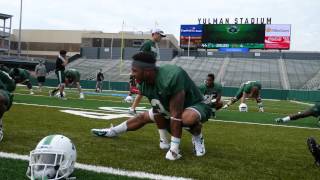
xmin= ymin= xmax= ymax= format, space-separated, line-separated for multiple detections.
xmin=1 ymin=1 xmax=320 ymax=179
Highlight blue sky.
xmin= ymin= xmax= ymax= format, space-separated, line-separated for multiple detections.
xmin=0 ymin=0 xmax=319 ymax=51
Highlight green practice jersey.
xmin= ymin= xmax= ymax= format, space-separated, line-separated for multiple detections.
xmin=0 ymin=70 xmax=16 ymax=92
xmin=140 ymin=40 xmax=159 ymax=60
xmin=235 ymin=81 xmax=262 ymax=99
xmin=138 ymin=64 xmax=203 ymax=116
xmin=199 ymin=82 xmax=222 ymax=98
xmin=65 ymin=69 xmax=80 ymax=82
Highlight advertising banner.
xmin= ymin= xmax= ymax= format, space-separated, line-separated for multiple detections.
xmin=265 ymin=24 xmax=291 ymax=49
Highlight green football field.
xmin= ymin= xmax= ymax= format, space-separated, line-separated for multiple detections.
xmin=0 ymin=86 xmax=320 ymax=180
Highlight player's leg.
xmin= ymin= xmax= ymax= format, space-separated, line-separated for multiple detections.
xmin=76 ymin=82 xmax=84 ymax=99
xmin=183 ymin=103 xmax=211 ymax=157
xmin=91 ymin=111 xmax=154 ymax=137
xmin=24 ymin=80 xmax=34 ymax=95
xmin=152 ymin=111 xmax=170 ymax=150
xmin=275 ymin=105 xmax=318 ymax=123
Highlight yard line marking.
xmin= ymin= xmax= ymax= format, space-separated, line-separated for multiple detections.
xmin=14 ymin=92 xmax=150 ymax=105
xmin=0 ymin=152 xmax=192 ymax=180
xmin=290 ymin=100 xmax=313 ymax=106
xmin=13 ymin=102 xmax=109 ymax=112
xmin=209 ymin=119 xmax=320 ymax=130
xmin=12 ymin=102 xmax=319 ymax=130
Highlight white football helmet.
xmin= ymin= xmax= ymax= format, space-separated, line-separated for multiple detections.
xmin=26 ymin=135 xmax=77 ymax=180
xmin=124 ymin=95 xmax=133 ymax=103
xmin=239 ymin=103 xmax=248 ymax=112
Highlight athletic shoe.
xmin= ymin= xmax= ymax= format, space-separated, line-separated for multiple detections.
xmin=165 ymin=149 xmax=182 ymax=160
xmin=0 ymin=126 xmax=3 ymax=142
xmin=275 ymin=118 xmax=284 ymax=123
xmin=91 ymin=125 xmax=118 ymax=137
xmin=30 ymin=91 xmax=34 ymax=95
xmin=79 ymin=93 xmax=85 ymax=99
xmin=192 ymin=135 xmax=206 ymax=156
xmin=307 ymin=137 xmax=320 ymax=166
xmin=160 ymin=139 xmax=170 ymax=150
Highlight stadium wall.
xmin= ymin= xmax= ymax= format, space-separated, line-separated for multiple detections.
xmin=30 ymin=78 xmax=319 ymax=102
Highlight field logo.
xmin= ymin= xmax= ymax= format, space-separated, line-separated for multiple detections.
xmin=60 ymin=107 xmax=149 ymax=120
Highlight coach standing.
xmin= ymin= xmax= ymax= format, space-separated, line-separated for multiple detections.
xmin=50 ymin=50 xmax=68 ymax=97
xmin=128 ymin=28 xmax=166 ymax=115
xmin=34 ymin=60 xmax=47 ymax=92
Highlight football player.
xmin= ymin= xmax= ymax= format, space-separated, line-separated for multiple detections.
xmin=199 ymin=73 xmax=223 ymax=116
xmin=0 ymin=68 xmax=30 ymax=142
xmin=50 ymin=68 xmax=84 ymax=99
xmin=92 ymin=52 xmax=212 ymax=160
xmin=223 ymin=80 xmax=264 ymax=112
xmin=275 ymin=102 xmax=320 ymax=123
xmin=9 ymin=68 xmax=34 ymax=95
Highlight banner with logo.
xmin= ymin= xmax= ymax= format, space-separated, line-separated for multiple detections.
xmin=265 ymin=24 xmax=291 ymax=49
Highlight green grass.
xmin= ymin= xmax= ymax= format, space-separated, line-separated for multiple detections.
xmin=1 ymin=87 xmax=320 ymax=179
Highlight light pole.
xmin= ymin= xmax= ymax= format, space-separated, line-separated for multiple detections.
xmin=18 ymin=0 xmax=23 ymax=57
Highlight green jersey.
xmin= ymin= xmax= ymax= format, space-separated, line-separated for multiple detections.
xmin=65 ymin=69 xmax=80 ymax=82
xmin=138 ymin=64 xmax=203 ymax=116
xmin=235 ymin=81 xmax=262 ymax=99
xmin=140 ymin=40 xmax=159 ymax=60
xmin=199 ymin=82 xmax=222 ymax=98
xmin=0 ymin=70 xmax=15 ymax=111
xmin=0 ymin=70 xmax=16 ymax=92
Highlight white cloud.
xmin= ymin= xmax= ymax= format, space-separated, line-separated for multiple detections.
xmin=0 ymin=0 xmax=319 ymax=51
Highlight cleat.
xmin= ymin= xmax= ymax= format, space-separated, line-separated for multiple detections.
xmin=159 ymin=139 xmax=170 ymax=150
xmin=30 ymin=91 xmax=34 ymax=95
xmin=192 ymin=135 xmax=206 ymax=157
xmin=275 ymin=118 xmax=284 ymax=123
xmin=165 ymin=149 xmax=182 ymax=160
xmin=307 ymin=137 xmax=320 ymax=166
xmin=91 ymin=125 xmax=118 ymax=137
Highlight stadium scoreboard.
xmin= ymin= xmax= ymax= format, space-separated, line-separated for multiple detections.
xmin=180 ymin=24 xmax=291 ymax=49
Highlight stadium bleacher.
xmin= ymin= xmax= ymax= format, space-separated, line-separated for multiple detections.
xmin=48 ymin=55 xmax=320 ymax=90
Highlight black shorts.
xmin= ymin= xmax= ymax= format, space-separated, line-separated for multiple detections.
xmin=37 ymin=76 xmax=46 ymax=83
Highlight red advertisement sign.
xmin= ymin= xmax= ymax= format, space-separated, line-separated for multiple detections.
xmin=264 ymin=36 xmax=290 ymax=49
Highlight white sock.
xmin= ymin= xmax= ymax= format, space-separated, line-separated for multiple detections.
xmin=158 ymin=129 xmax=169 ymax=143
xmin=113 ymin=121 xmax=128 ymax=134
xmin=282 ymin=116 xmax=290 ymax=122
xmin=170 ymin=136 xmax=181 ymax=152
xmin=193 ymin=133 xmax=203 ymax=140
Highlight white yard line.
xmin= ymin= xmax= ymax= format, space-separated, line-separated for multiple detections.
xmin=209 ymin=119 xmax=320 ymax=130
xmin=13 ymin=102 xmax=319 ymax=130
xmin=289 ymin=100 xmax=313 ymax=106
xmin=0 ymin=152 xmax=191 ymax=180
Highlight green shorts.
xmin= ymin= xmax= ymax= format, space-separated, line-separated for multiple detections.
xmin=311 ymin=103 xmax=320 ymax=117
xmin=55 ymin=70 xmax=65 ymax=84
xmin=0 ymin=89 xmax=13 ymax=111
xmin=187 ymin=102 xmax=212 ymax=123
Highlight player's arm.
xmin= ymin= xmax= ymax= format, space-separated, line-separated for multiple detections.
xmin=62 ymin=56 xmax=69 ymax=66
xmin=169 ymin=90 xmax=185 ymax=139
